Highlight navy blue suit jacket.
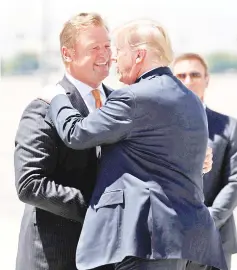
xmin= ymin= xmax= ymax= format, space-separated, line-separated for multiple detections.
xmin=204 ymin=107 xmax=237 ymax=254
xmin=49 ymin=67 xmax=227 ymax=270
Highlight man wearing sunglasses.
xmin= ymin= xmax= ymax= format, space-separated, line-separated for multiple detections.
xmin=173 ymin=53 xmax=237 ymax=270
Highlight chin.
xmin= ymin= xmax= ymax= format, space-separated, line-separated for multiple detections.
xmin=101 ymin=73 xmax=110 ymax=81
xmin=97 ymin=71 xmax=109 ymax=80
xmin=118 ymin=76 xmax=125 ymax=84
xmin=121 ymin=76 xmax=133 ymax=85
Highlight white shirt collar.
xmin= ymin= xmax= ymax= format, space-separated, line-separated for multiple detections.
xmin=65 ymin=72 xmax=104 ymax=98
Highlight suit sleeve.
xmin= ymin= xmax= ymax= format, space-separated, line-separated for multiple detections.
xmin=209 ymin=119 xmax=237 ymax=228
xmin=14 ymin=99 xmax=87 ymax=222
xmin=48 ymin=88 xmax=135 ymax=150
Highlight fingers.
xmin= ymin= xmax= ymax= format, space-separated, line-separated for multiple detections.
xmin=203 ymin=147 xmax=213 ymax=174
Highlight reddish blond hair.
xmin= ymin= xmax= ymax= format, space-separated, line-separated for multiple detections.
xmin=59 ymin=12 xmax=108 ymax=62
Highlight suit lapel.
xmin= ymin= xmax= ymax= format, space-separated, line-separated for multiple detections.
xmin=58 ymin=76 xmax=89 ymax=117
xmin=58 ymin=78 xmax=112 ymax=114
xmin=205 ymin=107 xmax=211 ymax=117
xmin=102 ymin=83 xmax=113 ymax=98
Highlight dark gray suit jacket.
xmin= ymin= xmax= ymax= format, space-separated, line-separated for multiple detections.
xmin=49 ymin=67 xmax=227 ymax=270
xmin=14 ymin=76 xmax=112 ymax=270
xmin=204 ymin=107 xmax=237 ymax=254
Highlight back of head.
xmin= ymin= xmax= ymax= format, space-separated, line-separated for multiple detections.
xmin=114 ymin=19 xmax=174 ymax=66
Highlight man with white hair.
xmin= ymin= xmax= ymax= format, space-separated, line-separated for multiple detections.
xmin=45 ymin=20 xmax=227 ymax=270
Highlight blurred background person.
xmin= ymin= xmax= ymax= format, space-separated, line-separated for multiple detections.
xmin=173 ymin=53 xmax=237 ymax=270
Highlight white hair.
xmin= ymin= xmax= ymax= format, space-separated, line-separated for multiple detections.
xmin=115 ymin=19 xmax=173 ymax=65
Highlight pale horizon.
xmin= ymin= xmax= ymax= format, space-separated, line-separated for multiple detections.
xmin=1 ymin=0 xmax=237 ymax=57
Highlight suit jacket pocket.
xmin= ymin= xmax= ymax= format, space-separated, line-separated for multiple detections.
xmin=94 ymin=189 xmax=124 ymax=210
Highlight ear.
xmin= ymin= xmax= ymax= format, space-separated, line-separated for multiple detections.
xmin=135 ymin=49 xmax=146 ymax=64
xmin=61 ymin=46 xmax=72 ymax=63
xmin=205 ymin=73 xmax=209 ymax=88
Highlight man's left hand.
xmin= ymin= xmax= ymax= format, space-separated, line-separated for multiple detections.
xmin=203 ymin=147 xmax=213 ymax=174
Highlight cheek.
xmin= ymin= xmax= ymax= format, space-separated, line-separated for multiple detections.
xmin=194 ymin=81 xmax=205 ymax=90
xmin=71 ymin=47 xmax=80 ymax=60
xmin=80 ymin=57 xmax=96 ymax=69
xmin=71 ymin=51 xmax=83 ymax=64
xmin=120 ymin=58 xmax=132 ymax=73
xmin=188 ymin=83 xmax=204 ymax=96
xmin=116 ymin=57 xmax=124 ymax=71
xmin=184 ymin=80 xmax=197 ymax=88
xmin=108 ymin=48 xmax=112 ymax=58
xmin=73 ymin=49 xmax=94 ymax=64
xmin=204 ymin=79 xmax=209 ymax=88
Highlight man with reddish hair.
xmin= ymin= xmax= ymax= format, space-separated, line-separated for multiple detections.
xmin=14 ymin=12 xmax=113 ymax=270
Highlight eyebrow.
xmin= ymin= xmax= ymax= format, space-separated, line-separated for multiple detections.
xmin=176 ymin=71 xmax=201 ymax=74
xmin=88 ymin=40 xmax=111 ymax=45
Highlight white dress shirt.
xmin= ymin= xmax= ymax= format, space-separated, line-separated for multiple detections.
xmin=65 ymin=72 xmax=106 ymax=112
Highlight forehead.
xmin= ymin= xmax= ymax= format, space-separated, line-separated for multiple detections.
xmin=75 ymin=25 xmax=110 ymax=44
xmin=173 ymin=59 xmax=206 ymax=74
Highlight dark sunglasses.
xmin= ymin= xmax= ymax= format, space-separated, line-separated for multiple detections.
xmin=176 ymin=72 xmax=202 ymax=80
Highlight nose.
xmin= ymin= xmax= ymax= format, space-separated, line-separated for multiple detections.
xmin=184 ymin=75 xmax=192 ymax=84
xmin=98 ymin=46 xmax=111 ymax=57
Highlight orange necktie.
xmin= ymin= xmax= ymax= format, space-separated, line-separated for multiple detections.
xmin=91 ymin=89 xmax=103 ymax=108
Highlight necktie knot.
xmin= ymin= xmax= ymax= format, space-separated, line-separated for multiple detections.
xmin=91 ymin=89 xmax=102 ymax=108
